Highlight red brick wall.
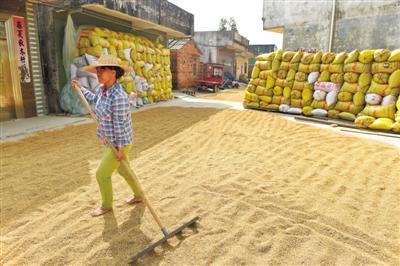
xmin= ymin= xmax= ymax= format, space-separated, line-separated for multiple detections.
xmin=172 ymin=41 xmax=201 ymax=90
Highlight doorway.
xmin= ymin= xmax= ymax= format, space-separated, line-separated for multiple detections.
xmin=0 ymin=20 xmax=16 ymax=121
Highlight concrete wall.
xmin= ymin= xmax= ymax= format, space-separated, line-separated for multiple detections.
xmin=66 ymin=0 xmax=194 ymax=35
xmin=263 ymin=0 xmax=400 ymax=51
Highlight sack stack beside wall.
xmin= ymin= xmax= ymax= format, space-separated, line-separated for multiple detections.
xmin=355 ymin=49 xmax=400 ymax=131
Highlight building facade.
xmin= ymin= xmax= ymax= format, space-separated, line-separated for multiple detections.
xmin=0 ymin=0 xmax=194 ymax=120
xmin=169 ymin=39 xmax=201 ymax=90
xmin=262 ymin=0 xmax=400 ymax=52
xmin=193 ymin=31 xmax=252 ymax=80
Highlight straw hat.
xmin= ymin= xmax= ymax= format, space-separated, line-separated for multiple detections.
xmin=83 ymin=55 xmax=130 ymax=73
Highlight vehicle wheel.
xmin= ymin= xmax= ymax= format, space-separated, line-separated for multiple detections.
xmin=214 ymin=85 xmax=219 ymax=93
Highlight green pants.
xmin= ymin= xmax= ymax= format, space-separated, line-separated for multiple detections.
xmin=95 ymin=144 xmax=141 ymax=208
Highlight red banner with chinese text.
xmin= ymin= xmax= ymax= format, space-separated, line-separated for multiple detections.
xmin=12 ymin=16 xmax=31 ymax=83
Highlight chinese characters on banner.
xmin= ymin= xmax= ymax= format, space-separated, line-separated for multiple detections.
xmin=12 ymin=16 xmax=31 ymax=83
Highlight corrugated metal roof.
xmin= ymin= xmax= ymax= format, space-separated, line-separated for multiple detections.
xmin=168 ymin=38 xmax=191 ymax=50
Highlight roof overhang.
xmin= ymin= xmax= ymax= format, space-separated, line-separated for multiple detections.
xmin=81 ymin=4 xmax=188 ymax=39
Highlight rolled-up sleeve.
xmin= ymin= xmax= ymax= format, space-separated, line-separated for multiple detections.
xmin=112 ymin=95 xmax=130 ymax=149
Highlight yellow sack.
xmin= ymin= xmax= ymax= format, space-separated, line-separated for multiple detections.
xmin=86 ymin=45 xmax=103 ymax=57
xmin=257 ymin=61 xmax=272 ymax=70
xmin=283 ymin=87 xmax=291 ymax=101
xmin=277 ymin=69 xmax=288 ymax=79
xmin=291 ymin=99 xmax=304 ymax=108
xmin=301 ymin=53 xmax=314 ymax=64
xmin=338 ymin=91 xmax=353 ymax=102
xmin=368 ymin=81 xmax=391 ymax=96
xmin=251 ymin=66 xmax=260 ymax=79
xmin=245 ymin=101 xmax=260 ymax=108
xmin=282 ymin=51 xmax=295 ymax=62
xmin=255 ymin=86 xmax=268 ymax=96
xmin=275 ymin=78 xmax=286 ymax=88
xmin=293 ymin=81 xmax=309 ymax=91
xmin=312 ymin=51 xmax=323 ymax=64
xmin=392 ymin=122 xmax=400 ymax=132
xmin=245 ymin=91 xmax=259 ymax=102
xmin=291 ymin=89 xmax=302 ymax=99
xmin=388 ymin=49 xmax=400 ymax=62
xmin=318 ymin=71 xmax=331 ymax=82
xmin=358 ymin=72 xmax=372 ymax=88
xmin=321 ymin=52 xmax=336 ymax=64
xmin=355 ymin=116 xmax=376 ymax=128
xmin=368 ymin=118 xmax=394 ymax=130
xmin=330 ymin=73 xmax=344 ymax=83
xmin=272 ymin=59 xmax=281 ymax=72
xmin=389 ymin=70 xmax=400 ymax=88
xmin=358 ymin=49 xmax=375 ymax=63
xmin=341 ymin=82 xmax=360 ymax=94
xmin=327 ymin=109 xmax=340 ymax=118
xmin=361 ymin=104 xmax=396 ymax=119
xmin=273 ymin=86 xmax=283 ymax=96
xmin=295 ymin=72 xmax=307 ymax=82
xmin=279 ymin=62 xmax=290 ymax=71
xmin=329 ymin=64 xmax=344 ymax=73
xmin=353 ymin=91 xmax=365 ymax=106
xmin=246 ymin=84 xmax=256 ymax=93
xmin=79 ymin=37 xmax=91 ymax=48
xmin=397 ymin=96 xmax=400 ymax=110
xmin=286 ymin=69 xmax=296 ymax=81
xmin=259 ymin=96 xmax=272 ymax=103
xmin=344 ymin=62 xmax=371 ymax=73
xmin=272 ymin=96 xmax=285 ymax=105
xmin=374 ymin=49 xmax=391 ymax=62
xmin=298 ymin=63 xmax=320 ymax=73
xmin=259 ymin=70 xmax=275 ymax=80
xmin=275 ymin=49 xmax=284 ymax=61
xmin=371 ymin=62 xmax=400 ymax=74
xmin=320 ymin=64 xmax=329 ymax=72
xmin=258 ymin=79 xmax=266 ymax=87
xmin=335 ymin=102 xmax=364 ymax=114
xmin=289 ymin=63 xmax=299 ymax=71
xmin=265 ymin=88 xmax=274 ymax=97
xmin=290 ymin=51 xmax=303 ymax=63
xmin=266 ymin=77 xmax=276 ymax=89
xmin=311 ymin=100 xmax=328 ymax=109
xmin=339 ymin=112 xmax=356 ymax=121
xmin=344 ymin=72 xmax=359 ymax=83
xmin=302 ymin=88 xmax=313 ymax=104
xmin=373 ymin=73 xmax=389 ymax=84
xmin=88 ymin=34 xmax=101 ymax=46
xmin=332 ymin=52 xmax=347 ymax=64
xmin=265 ymin=104 xmax=279 ymax=110
xmin=302 ymin=106 xmax=313 ymax=116
xmin=344 ymin=49 xmax=359 ymax=64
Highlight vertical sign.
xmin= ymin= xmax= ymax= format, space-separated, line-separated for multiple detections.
xmin=12 ymin=16 xmax=31 ymax=83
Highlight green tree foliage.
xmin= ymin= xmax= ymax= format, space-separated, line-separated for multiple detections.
xmin=218 ymin=18 xmax=228 ymax=31
xmin=229 ymin=17 xmax=238 ymax=32
xmin=218 ymin=17 xmax=239 ymax=32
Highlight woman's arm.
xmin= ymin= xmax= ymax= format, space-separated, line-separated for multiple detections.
xmin=71 ymin=79 xmax=98 ymax=104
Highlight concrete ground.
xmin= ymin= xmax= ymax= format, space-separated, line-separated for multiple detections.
xmin=1 ymin=91 xmax=399 ymax=148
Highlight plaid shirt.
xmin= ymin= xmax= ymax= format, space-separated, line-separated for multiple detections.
xmin=81 ymin=83 xmax=133 ymax=148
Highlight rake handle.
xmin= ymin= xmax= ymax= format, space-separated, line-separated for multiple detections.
xmin=72 ymin=83 xmax=169 ymax=236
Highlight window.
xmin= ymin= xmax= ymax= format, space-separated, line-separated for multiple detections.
xmin=192 ymin=57 xmax=197 ymax=76
xmin=244 ymin=62 xmax=248 ymax=74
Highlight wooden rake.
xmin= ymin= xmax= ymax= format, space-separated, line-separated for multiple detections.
xmin=72 ymin=83 xmax=199 ymax=264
